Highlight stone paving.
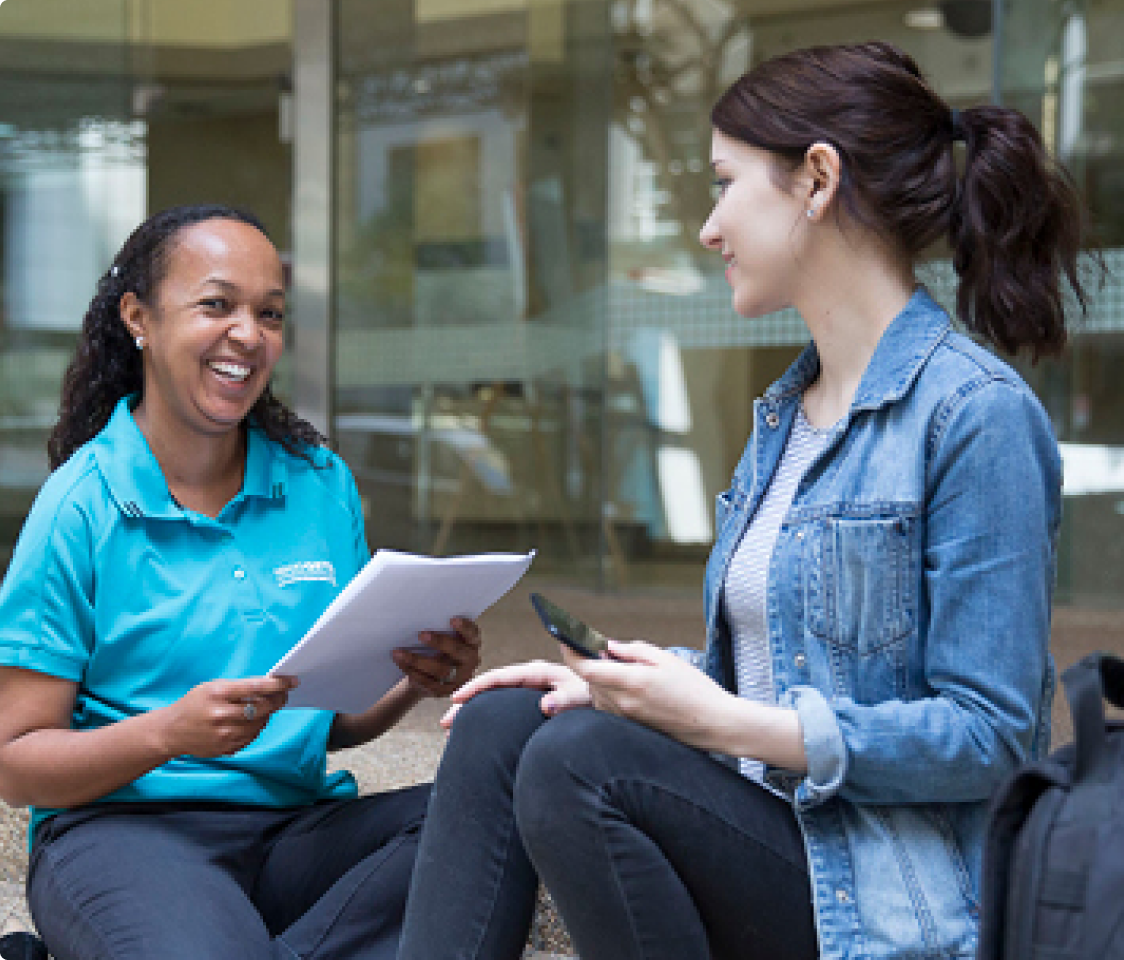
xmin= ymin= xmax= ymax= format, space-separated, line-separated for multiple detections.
xmin=0 ymin=582 xmax=1118 ymax=956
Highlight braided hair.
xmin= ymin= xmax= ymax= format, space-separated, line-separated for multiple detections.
xmin=47 ymin=204 xmax=325 ymax=470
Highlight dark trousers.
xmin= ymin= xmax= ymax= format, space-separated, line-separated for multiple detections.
xmin=28 ymin=785 xmax=429 ymax=960
xmin=399 ymin=688 xmax=819 ymax=960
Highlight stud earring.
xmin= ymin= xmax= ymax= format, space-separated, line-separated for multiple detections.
xmin=135 ymin=336 xmax=145 ymax=350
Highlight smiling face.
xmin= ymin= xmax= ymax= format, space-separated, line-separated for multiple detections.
xmin=121 ymin=217 xmax=285 ymax=446
xmin=699 ymin=130 xmax=812 ymax=318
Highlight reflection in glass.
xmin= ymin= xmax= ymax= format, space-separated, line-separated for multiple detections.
xmin=0 ymin=0 xmax=295 ymax=572
xmin=1000 ymin=0 xmax=1124 ymax=606
xmin=335 ymin=1 xmax=611 ymax=582
xmin=0 ymin=0 xmax=135 ymax=567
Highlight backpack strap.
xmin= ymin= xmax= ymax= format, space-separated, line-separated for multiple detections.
xmin=977 ymin=759 xmax=1070 ymax=960
xmin=1061 ymin=652 xmax=1124 ymax=780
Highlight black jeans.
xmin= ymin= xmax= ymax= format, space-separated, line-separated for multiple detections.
xmin=399 ymin=688 xmax=819 ymax=960
xmin=28 ymin=785 xmax=429 ymax=960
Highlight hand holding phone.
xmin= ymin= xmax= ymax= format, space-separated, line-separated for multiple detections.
xmin=529 ymin=592 xmax=612 ymax=659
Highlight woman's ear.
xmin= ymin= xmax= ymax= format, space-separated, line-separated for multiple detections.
xmin=118 ymin=291 xmax=148 ymax=346
xmin=802 ymin=141 xmax=842 ymax=221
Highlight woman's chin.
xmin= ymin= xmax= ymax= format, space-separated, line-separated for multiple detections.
xmin=732 ymin=294 xmax=785 ymax=320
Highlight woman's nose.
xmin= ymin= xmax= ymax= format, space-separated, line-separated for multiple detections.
xmin=699 ymin=214 xmax=721 ymax=251
xmin=228 ymin=308 xmax=261 ymax=346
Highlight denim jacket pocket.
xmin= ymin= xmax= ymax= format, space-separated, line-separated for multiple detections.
xmin=806 ymin=514 xmax=918 ymax=657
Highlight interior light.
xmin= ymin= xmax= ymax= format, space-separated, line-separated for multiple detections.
xmin=905 ymin=7 xmax=945 ymax=29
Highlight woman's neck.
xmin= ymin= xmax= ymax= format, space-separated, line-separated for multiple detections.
xmin=133 ymin=404 xmax=247 ymax=518
xmin=795 ymin=246 xmax=915 ymax=429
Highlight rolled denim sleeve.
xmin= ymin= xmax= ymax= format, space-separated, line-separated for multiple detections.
xmin=825 ymin=378 xmax=1060 ymax=806
xmin=781 ymin=684 xmax=848 ymax=810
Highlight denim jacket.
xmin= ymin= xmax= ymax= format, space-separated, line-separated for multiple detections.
xmin=702 ymin=289 xmax=1060 ymax=959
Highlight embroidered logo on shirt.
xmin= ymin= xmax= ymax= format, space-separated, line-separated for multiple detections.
xmin=274 ymin=560 xmax=337 ymax=588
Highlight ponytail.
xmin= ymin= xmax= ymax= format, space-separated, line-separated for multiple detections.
xmin=951 ymin=105 xmax=1095 ymax=360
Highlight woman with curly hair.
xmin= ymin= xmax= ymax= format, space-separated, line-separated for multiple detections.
xmin=0 ymin=204 xmax=482 ymax=959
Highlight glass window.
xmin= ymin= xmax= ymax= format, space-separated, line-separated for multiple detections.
xmin=330 ymin=0 xmax=1124 ymax=633
xmin=0 ymin=0 xmax=294 ymax=572
xmin=999 ymin=0 xmax=1124 ymax=618
xmin=0 ymin=0 xmax=136 ymax=567
xmin=335 ymin=0 xmax=612 ymax=581
xmin=603 ymin=0 xmax=997 ymax=588
xmin=600 ymin=0 xmax=1124 ymax=659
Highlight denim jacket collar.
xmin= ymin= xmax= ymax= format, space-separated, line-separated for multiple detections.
xmin=763 ymin=287 xmax=952 ymax=414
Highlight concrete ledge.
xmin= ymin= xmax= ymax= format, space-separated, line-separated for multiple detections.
xmin=0 ymin=880 xmax=32 ymax=936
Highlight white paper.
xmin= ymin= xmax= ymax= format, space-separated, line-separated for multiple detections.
xmin=270 ymin=549 xmax=535 ymax=713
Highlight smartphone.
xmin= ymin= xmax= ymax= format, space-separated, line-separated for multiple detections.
xmin=529 ymin=592 xmax=611 ymax=659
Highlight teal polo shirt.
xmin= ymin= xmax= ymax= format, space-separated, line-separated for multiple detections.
xmin=0 ymin=397 xmax=363 ymax=835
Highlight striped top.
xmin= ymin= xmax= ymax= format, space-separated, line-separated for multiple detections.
xmin=724 ymin=405 xmax=831 ymax=782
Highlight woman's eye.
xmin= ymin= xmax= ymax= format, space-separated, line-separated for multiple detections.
xmin=711 ymin=178 xmax=731 ymax=199
xmin=261 ymin=309 xmax=285 ymax=326
xmin=199 ymin=298 xmax=228 ymax=312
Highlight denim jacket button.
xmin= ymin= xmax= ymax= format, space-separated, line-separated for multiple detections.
xmin=794 ymin=653 xmax=806 ymax=668
xmin=765 ymin=412 xmax=780 ymax=428
xmin=835 ymin=888 xmax=850 ymax=903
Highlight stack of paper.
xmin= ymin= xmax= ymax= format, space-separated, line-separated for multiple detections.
xmin=270 ymin=549 xmax=535 ymax=713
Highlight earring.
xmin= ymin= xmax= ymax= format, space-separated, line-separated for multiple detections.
xmin=135 ymin=336 xmax=145 ymax=350
xmin=806 ymin=207 xmax=816 ymax=219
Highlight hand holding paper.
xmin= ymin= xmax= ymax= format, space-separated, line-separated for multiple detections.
xmin=269 ymin=549 xmax=535 ymax=713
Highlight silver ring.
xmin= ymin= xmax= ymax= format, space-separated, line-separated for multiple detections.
xmin=243 ymin=701 xmax=257 ymax=721
xmin=442 ymin=666 xmax=457 ymax=684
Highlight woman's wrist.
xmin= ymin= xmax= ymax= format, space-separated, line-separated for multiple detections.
xmin=329 ymin=678 xmax=424 ymax=749
xmin=707 ymin=693 xmax=808 ymax=774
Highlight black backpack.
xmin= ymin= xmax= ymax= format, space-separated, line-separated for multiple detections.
xmin=977 ymin=651 xmax=1124 ymax=960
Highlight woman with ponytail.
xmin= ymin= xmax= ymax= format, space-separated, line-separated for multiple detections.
xmin=397 ymin=42 xmax=1098 ymax=960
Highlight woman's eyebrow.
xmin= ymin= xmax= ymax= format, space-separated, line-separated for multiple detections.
xmin=201 ymin=277 xmax=286 ymax=299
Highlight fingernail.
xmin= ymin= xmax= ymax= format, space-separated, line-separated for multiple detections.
xmin=542 ymin=696 xmax=555 ymax=714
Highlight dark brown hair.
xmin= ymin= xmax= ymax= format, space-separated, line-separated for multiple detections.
xmin=48 ymin=203 xmax=325 ymax=470
xmin=711 ymin=41 xmax=1098 ymax=359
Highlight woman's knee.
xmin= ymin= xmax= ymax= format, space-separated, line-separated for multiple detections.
xmin=512 ymin=708 xmax=626 ymax=843
xmin=437 ymin=687 xmax=549 ymax=788
xmin=448 ymin=687 xmax=544 ymax=745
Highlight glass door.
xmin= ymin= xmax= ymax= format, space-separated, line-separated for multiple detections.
xmin=0 ymin=0 xmax=136 ymax=567
xmin=334 ymin=0 xmax=612 ymax=582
